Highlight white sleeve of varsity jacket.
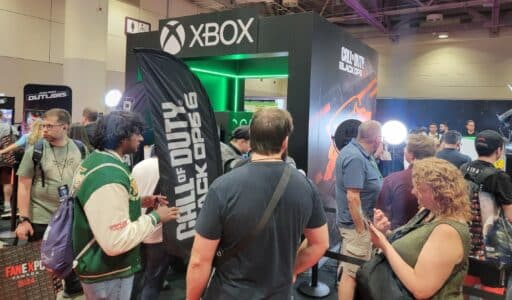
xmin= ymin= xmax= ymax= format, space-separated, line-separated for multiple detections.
xmin=83 ymin=183 xmax=160 ymax=256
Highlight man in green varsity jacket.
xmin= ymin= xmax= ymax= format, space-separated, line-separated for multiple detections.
xmin=71 ymin=111 xmax=180 ymax=299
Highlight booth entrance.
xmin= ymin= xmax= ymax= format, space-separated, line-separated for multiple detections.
xmin=185 ymin=53 xmax=289 ymax=142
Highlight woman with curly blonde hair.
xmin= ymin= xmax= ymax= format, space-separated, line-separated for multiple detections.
xmin=0 ymin=119 xmax=43 ymax=155
xmin=369 ymin=157 xmax=471 ymax=299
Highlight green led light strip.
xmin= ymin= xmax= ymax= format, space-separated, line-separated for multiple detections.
xmin=190 ymin=67 xmax=288 ymax=79
xmin=234 ymin=79 xmax=239 ymax=112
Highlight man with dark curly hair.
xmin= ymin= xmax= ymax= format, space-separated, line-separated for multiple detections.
xmin=71 ymin=111 xmax=180 ymax=299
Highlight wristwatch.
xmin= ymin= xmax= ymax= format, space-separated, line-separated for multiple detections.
xmin=17 ymin=216 xmax=32 ymax=226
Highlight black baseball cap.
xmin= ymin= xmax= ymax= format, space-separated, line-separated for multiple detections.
xmin=475 ymin=130 xmax=506 ymax=155
xmin=231 ymin=126 xmax=250 ymax=140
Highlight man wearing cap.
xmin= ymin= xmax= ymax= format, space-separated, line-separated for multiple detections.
xmin=460 ymin=130 xmax=512 ymax=289
xmin=461 ymin=130 xmax=512 ymax=223
xmin=220 ymin=126 xmax=251 ymax=173
xmin=436 ymin=130 xmax=471 ymax=168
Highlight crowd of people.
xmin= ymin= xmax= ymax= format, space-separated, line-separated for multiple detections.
xmin=0 ymin=107 xmax=510 ymax=300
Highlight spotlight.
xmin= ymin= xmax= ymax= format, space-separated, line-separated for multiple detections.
xmin=382 ymin=120 xmax=408 ymax=145
xmin=438 ymin=32 xmax=449 ymax=39
xmin=105 ymin=89 xmax=122 ymax=108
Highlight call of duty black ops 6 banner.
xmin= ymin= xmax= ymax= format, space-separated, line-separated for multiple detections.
xmin=134 ymin=48 xmax=222 ymax=257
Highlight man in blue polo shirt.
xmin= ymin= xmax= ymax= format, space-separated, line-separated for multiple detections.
xmin=335 ymin=120 xmax=383 ymax=300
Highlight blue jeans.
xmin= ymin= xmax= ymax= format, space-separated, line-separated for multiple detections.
xmin=81 ymin=275 xmax=134 ymax=300
xmin=140 ymin=243 xmax=171 ymax=300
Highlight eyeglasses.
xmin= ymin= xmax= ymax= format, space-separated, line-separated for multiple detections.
xmin=42 ymin=123 xmax=65 ymax=130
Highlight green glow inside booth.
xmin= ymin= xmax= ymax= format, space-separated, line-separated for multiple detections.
xmin=184 ymin=52 xmax=289 ymax=113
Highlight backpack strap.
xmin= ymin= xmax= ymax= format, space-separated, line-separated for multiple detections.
xmin=462 ymin=164 xmax=499 ymax=186
xmin=32 ymin=139 xmax=45 ymax=187
xmin=72 ymin=139 xmax=87 ymax=160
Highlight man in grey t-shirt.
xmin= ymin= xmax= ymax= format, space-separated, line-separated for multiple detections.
xmin=335 ymin=120 xmax=383 ymax=300
xmin=16 ymin=108 xmax=86 ymax=297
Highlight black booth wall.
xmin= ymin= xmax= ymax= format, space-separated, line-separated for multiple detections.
xmin=126 ymin=13 xmax=318 ymax=171
xmin=375 ymin=98 xmax=512 ymax=133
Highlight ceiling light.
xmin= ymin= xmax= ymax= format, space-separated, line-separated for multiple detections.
xmin=438 ymin=32 xmax=449 ymax=39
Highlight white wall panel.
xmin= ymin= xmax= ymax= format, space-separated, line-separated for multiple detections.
xmin=0 ymin=0 xmax=51 ymax=19
xmin=107 ymin=34 xmax=126 ymax=72
xmin=50 ymin=22 xmax=64 ymax=64
xmin=0 ymin=10 xmax=50 ymax=61
xmin=364 ymin=30 xmax=512 ymax=100
xmin=141 ymin=0 xmax=167 ymax=16
xmin=51 ymin=0 xmax=65 ymax=23
xmin=0 ymin=56 xmax=62 ymax=122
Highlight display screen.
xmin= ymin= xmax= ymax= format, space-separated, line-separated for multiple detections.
xmin=244 ymin=98 xmax=286 ymax=112
xmin=24 ymin=110 xmax=44 ymax=133
xmin=0 ymin=109 xmax=13 ymax=125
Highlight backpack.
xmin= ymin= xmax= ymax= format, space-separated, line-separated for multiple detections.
xmin=32 ymin=138 xmax=87 ymax=187
xmin=461 ymin=163 xmax=512 ymax=264
xmin=40 ymin=163 xmax=129 ymax=278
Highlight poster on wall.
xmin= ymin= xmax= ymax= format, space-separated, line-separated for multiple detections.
xmin=135 ymin=48 xmax=222 ymax=257
xmin=23 ymin=84 xmax=72 ymax=118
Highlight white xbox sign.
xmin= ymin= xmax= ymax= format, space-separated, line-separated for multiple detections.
xmin=160 ymin=17 xmax=256 ymax=56
xmin=160 ymin=20 xmax=186 ymax=55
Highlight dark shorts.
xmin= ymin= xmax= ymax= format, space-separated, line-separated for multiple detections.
xmin=0 ymin=167 xmax=13 ymax=185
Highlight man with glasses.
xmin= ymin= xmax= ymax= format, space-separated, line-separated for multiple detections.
xmin=15 ymin=108 xmax=87 ymax=297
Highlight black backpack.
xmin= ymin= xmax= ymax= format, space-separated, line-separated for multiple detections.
xmin=32 ymin=139 xmax=87 ymax=187
xmin=461 ymin=163 xmax=499 ymax=259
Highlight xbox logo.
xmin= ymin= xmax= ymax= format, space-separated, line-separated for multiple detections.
xmin=160 ymin=20 xmax=186 ymax=55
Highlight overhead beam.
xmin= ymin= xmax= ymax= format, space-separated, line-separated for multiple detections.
xmin=343 ymin=0 xmax=388 ymax=33
xmin=320 ymin=0 xmax=331 ymax=16
xmin=490 ymin=0 xmax=501 ymax=35
xmin=465 ymin=8 xmax=487 ymax=21
xmin=409 ymin=0 xmax=426 ymax=7
xmin=328 ymin=0 xmax=512 ymax=22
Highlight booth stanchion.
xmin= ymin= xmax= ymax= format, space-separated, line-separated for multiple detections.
xmin=298 ymin=263 xmax=330 ymax=298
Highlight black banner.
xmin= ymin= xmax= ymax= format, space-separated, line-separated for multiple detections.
xmin=0 ymin=242 xmax=62 ymax=298
xmin=159 ymin=7 xmax=258 ymax=58
xmin=134 ymin=48 xmax=222 ymax=257
xmin=23 ymin=84 xmax=72 ymax=119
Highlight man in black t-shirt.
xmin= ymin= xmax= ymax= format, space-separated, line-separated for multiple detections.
xmin=461 ymin=130 xmax=512 ymax=287
xmin=462 ymin=130 xmax=512 ymax=217
xmin=186 ymin=108 xmax=329 ymax=300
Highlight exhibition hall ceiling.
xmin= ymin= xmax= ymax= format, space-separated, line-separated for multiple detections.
xmin=187 ymin=0 xmax=512 ymax=40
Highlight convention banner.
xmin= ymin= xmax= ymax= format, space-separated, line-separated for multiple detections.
xmin=23 ymin=84 xmax=72 ymax=123
xmin=134 ymin=48 xmax=222 ymax=257
xmin=0 ymin=242 xmax=62 ymax=298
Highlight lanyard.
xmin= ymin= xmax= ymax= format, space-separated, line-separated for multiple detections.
xmin=50 ymin=142 xmax=70 ymax=182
